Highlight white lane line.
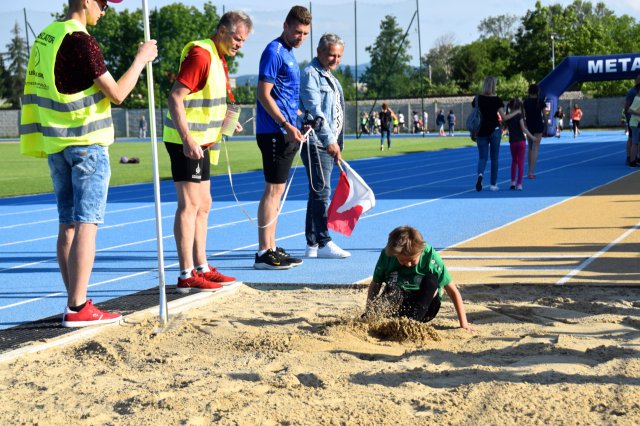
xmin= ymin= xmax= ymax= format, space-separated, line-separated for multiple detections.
xmin=0 ymin=230 xmax=309 ymax=311
xmin=0 ymin=207 xmax=307 ymax=274
xmin=442 ymin=255 xmax=588 ymax=259
xmin=449 ymin=265 xmax=572 ymax=271
xmin=555 ymin=219 xmax=640 ymax=285
xmin=0 ymin=142 xmax=605 ymax=230
xmin=0 ymin=142 xmax=629 ymax=309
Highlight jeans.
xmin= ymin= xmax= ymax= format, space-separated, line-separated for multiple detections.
xmin=476 ymin=128 xmax=501 ymax=185
xmin=380 ymin=128 xmax=391 ymax=148
xmin=301 ymin=143 xmax=335 ymax=247
xmin=48 ymin=144 xmax=111 ymax=224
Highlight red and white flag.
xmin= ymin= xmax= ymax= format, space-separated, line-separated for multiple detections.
xmin=327 ymin=160 xmax=375 ymax=236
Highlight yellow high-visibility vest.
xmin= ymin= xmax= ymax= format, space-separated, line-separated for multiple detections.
xmin=163 ymin=39 xmax=227 ymax=165
xmin=20 ymin=19 xmax=113 ymax=158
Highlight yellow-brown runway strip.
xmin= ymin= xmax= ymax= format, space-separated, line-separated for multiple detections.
xmin=442 ymin=171 xmax=640 ymax=286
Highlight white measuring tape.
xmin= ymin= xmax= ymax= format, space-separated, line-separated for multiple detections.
xmin=223 ymin=127 xmax=321 ymax=229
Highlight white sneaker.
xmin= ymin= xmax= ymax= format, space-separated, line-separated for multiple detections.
xmin=317 ymin=241 xmax=351 ymax=259
xmin=305 ymin=244 xmax=318 ymax=258
xmin=516 ymin=184 xmax=523 ymax=191
xmin=490 ymin=185 xmax=499 ymax=192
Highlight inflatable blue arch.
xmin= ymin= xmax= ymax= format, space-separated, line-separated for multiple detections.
xmin=539 ymin=53 xmax=640 ymax=136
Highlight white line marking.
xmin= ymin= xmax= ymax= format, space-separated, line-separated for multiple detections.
xmin=556 ymin=219 xmax=640 ymax=285
xmin=442 ymin=255 xmax=588 ymax=259
xmin=449 ymin=265 xmax=572 ymax=271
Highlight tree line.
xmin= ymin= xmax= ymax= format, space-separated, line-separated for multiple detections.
xmin=2 ymin=0 xmax=639 ymax=109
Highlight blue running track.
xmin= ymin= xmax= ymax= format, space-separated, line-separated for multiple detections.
xmin=0 ymin=131 xmax=633 ymax=329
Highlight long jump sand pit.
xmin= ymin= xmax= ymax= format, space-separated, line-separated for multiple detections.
xmin=0 ymin=284 xmax=638 ymax=425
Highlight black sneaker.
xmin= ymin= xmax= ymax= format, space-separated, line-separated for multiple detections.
xmin=475 ymin=174 xmax=483 ymax=192
xmin=275 ymin=247 xmax=303 ymax=267
xmin=253 ymin=249 xmax=292 ymax=270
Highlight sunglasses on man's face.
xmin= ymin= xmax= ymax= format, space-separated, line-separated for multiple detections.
xmin=96 ymin=0 xmax=109 ymax=12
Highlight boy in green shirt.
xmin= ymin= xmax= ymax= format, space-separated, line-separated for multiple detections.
xmin=366 ymin=226 xmax=475 ymax=331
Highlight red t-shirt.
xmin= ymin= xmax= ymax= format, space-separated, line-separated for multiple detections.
xmin=176 ymin=46 xmax=211 ymax=93
xmin=55 ymin=32 xmax=107 ymax=94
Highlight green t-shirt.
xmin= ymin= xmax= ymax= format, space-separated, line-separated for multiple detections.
xmin=372 ymin=245 xmax=452 ymax=300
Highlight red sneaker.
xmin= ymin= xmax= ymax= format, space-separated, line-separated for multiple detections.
xmin=176 ymin=270 xmax=223 ymax=293
xmin=61 ymin=299 xmax=122 ymax=328
xmin=198 ymin=265 xmax=236 ymax=286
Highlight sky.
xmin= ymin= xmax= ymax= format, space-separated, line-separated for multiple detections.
xmin=1 ymin=0 xmax=638 ymax=76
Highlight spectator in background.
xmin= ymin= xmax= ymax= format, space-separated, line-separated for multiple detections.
xmin=626 ymin=92 xmax=640 ymax=167
xmin=392 ymin=111 xmax=399 ymax=134
xmin=398 ymin=112 xmax=405 ymax=132
xmin=523 ymin=83 xmax=545 ymax=179
xmin=553 ymin=106 xmax=565 ymax=138
xmin=412 ymin=110 xmax=420 ymax=133
xmin=369 ymin=112 xmax=377 ymax=134
xmin=447 ymin=110 xmax=456 ymax=136
xmin=422 ymin=110 xmax=429 ymax=134
xmin=379 ymin=103 xmax=394 ymax=150
xmin=139 ymin=114 xmax=147 ymax=139
xmin=623 ymin=75 xmax=640 ymax=164
xmin=472 ymin=76 xmax=512 ymax=192
xmin=360 ymin=112 xmax=369 ymax=134
xmin=506 ymin=98 xmax=537 ymax=191
xmin=571 ymin=104 xmax=583 ymax=138
xmin=436 ymin=109 xmax=446 ymax=136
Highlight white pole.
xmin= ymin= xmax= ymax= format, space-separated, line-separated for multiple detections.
xmin=141 ymin=0 xmax=168 ymax=325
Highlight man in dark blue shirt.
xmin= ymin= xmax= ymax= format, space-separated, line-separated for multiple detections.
xmin=254 ymin=5 xmax=311 ymax=270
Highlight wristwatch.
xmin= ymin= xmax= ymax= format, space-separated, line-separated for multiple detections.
xmin=279 ymin=120 xmax=287 ymax=128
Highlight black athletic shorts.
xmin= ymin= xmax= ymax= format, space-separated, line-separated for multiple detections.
xmin=164 ymin=142 xmax=211 ymax=183
xmin=256 ymin=133 xmax=299 ymax=184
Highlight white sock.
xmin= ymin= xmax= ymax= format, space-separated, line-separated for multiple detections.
xmin=196 ymin=264 xmax=210 ymax=273
xmin=258 ymin=249 xmax=268 ymax=256
xmin=180 ymin=269 xmax=193 ymax=280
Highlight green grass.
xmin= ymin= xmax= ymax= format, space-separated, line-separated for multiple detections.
xmin=0 ymin=135 xmax=474 ymax=198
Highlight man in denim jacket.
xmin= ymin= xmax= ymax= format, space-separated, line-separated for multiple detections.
xmin=299 ymin=33 xmax=351 ymax=259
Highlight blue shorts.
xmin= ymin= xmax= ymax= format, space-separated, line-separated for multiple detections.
xmin=48 ymin=144 xmax=111 ymax=225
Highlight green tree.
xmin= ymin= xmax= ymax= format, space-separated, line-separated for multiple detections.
xmin=87 ymin=2 xmax=222 ymax=108
xmin=5 ymin=22 xmax=28 ymax=107
xmin=450 ymin=36 xmax=515 ymax=93
xmin=513 ymin=0 xmax=635 ymax=86
xmin=233 ymin=81 xmax=256 ymax=104
xmin=477 ymin=14 xmax=519 ymax=40
xmin=334 ymin=65 xmax=356 ymax=101
xmin=361 ymin=15 xmax=412 ymax=99
xmin=0 ymin=54 xmax=10 ymax=107
xmin=422 ymin=33 xmax=456 ymax=87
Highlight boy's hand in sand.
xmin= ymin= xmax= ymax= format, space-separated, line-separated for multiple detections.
xmin=461 ymin=324 xmax=477 ymax=333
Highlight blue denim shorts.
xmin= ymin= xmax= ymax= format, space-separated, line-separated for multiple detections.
xmin=48 ymin=144 xmax=111 ymax=224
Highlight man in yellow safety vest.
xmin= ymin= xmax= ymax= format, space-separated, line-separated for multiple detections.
xmin=163 ymin=11 xmax=252 ymax=292
xmin=19 ymin=0 xmax=157 ymax=327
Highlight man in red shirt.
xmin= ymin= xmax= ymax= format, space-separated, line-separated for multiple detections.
xmin=163 ymin=11 xmax=252 ymax=292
